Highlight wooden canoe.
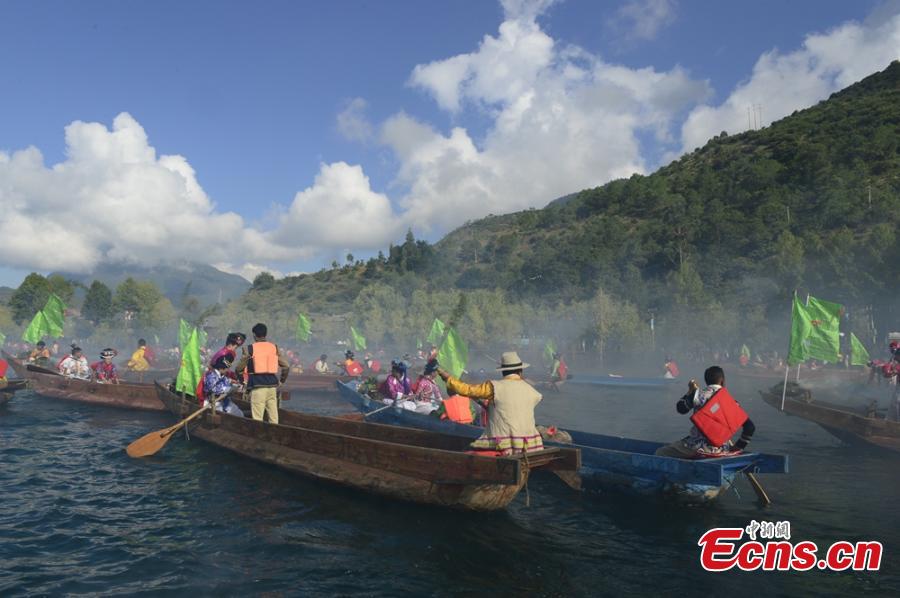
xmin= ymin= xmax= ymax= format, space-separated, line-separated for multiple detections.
xmin=3 ymin=351 xmax=166 ymax=412
xmin=760 ymin=382 xmax=900 ymax=454
xmin=154 ymin=383 xmax=580 ymax=511
xmin=338 ymin=381 xmax=789 ymax=504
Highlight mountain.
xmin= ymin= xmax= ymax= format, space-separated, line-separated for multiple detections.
xmin=56 ymin=261 xmax=250 ymax=307
xmin=232 ymin=61 xmax=900 ymax=342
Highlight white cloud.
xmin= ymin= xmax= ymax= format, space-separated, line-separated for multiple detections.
xmin=610 ymin=0 xmax=677 ymax=41
xmin=681 ymin=8 xmax=900 ymax=151
xmin=336 ymin=97 xmax=374 ymax=142
xmin=390 ymin=2 xmax=709 ymax=230
xmin=274 ymin=161 xmax=400 ymax=250
xmin=0 ymin=113 xmax=396 ymax=275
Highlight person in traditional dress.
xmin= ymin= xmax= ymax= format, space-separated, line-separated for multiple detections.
xmin=379 ymin=360 xmax=412 ymax=403
xmin=203 ymin=355 xmax=244 ymax=417
xmin=127 ymin=339 xmax=150 ymax=371
xmin=314 ymin=354 xmax=331 ymax=373
xmin=91 ymin=348 xmax=120 ymax=384
xmin=434 ymin=351 xmax=544 ymax=455
xmin=27 ymin=341 xmax=51 ymax=365
xmin=58 ymin=346 xmax=91 ymax=380
xmin=655 ymin=366 xmax=755 ymax=458
xmin=209 ymin=333 xmax=246 ymax=380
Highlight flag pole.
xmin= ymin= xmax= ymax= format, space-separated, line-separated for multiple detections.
xmin=780 ymin=362 xmax=790 ymax=411
xmin=796 ymin=363 xmax=801 ymax=383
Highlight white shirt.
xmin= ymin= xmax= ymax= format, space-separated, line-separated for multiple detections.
xmin=59 ymin=355 xmax=91 ymax=380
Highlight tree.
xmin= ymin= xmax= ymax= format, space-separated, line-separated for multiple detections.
xmin=46 ymin=274 xmax=75 ymax=306
xmin=8 ymin=273 xmax=50 ymax=324
xmin=252 ymin=272 xmax=276 ymax=291
xmin=82 ymin=280 xmax=113 ymax=324
xmin=346 ymin=253 xmax=354 ymax=264
xmin=113 ymin=278 xmax=166 ymax=329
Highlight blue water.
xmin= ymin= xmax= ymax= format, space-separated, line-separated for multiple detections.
xmin=1 ymin=377 xmax=898 ymax=596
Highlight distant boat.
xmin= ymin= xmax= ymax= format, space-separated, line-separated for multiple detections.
xmin=337 ymin=381 xmax=789 ymax=504
xmin=760 ymin=382 xmax=900 ymax=454
xmin=563 ymin=374 xmax=680 ymax=388
xmin=3 ymin=351 xmax=166 ymax=412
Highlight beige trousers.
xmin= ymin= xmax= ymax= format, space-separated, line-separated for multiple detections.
xmin=250 ymin=387 xmax=279 ymax=424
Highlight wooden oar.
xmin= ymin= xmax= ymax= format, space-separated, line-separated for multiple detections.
xmin=126 ymin=396 xmax=220 ymax=458
xmin=744 ymin=472 xmax=772 ymax=506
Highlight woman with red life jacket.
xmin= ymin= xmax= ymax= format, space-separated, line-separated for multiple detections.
xmin=664 ymin=357 xmax=680 ymax=379
xmin=340 ymin=350 xmax=364 ymax=376
xmin=91 ymin=348 xmax=120 ymax=384
xmin=654 ymin=365 xmax=755 ymax=458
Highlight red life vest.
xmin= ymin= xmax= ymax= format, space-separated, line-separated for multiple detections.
xmin=557 ymin=360 xmax=568 ymax=380
xmin=369 ymin=359 xmax=382 ymax=373
xmin=0 ymin=359 xmax=7 ymax=378
xmin=195 ymin=379 xmax=206 ymax=405
xmin=441 ymin=395 xmax=473 ymax=424
xmin=690 ymin=387 xmax=748 ymax=447
xmin=346 ymin=361 xmax=364 ymax=376
xmin=666 ymin=361 xmax=680 ymax=377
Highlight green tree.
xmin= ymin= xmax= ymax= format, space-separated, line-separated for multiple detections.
xmin=113 ymin=278 xmax=166 ymax=329
xmin=46 ymin=274 xmax=75 ymax=306
xmin=8 ymin=273 xmax=50 ymax=324
xmin=252 ymin=272 xmax=276 ymax=291
xmin=82 ymin=280 xmax=114 ymax=324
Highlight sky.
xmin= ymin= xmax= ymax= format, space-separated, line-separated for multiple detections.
xmin=1 ymin=0 xmax=898 ymax=286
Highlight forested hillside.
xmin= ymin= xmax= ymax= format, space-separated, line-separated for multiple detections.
xmin=225 ymin=62 xmax=899 ymax=354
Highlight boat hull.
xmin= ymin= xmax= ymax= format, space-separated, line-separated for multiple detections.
xmin=155 ymin=384 xmax=578 ymax=511
xmin=338 ymin=381 xmax=788 ymax=504
xmin=760 ymin=383 xmax=900 ymax=454
xmin=4 ymin=352 xmax=165 ymax=412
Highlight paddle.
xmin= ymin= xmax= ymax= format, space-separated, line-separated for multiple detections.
xmin=126 ymin=395 xmax=221 ymax=458
xmin=744 ymin=472 xmax=772 ymax=506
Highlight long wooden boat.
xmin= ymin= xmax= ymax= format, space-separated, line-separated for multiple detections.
xmin=3 ymin=351 xmax=166 ymax=412
xmin=154 ymin=383 xmax=579 ymax=511
xmin=563 ymin=374 xmax=679 ymax=389
xmin=760 ymin=382 xmax=900 ymax=454
xmin=338 ymin=382 xmax=788 ymax=504
xmin=1 ymin=379 xmax=29 ymax=407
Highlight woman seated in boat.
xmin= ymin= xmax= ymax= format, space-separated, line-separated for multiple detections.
xmin=27 ymin=341 xmax=51 ymax=366
xmin=655 ymin=366 xmax=755 ymax=458
xmin=58 ymin=346 xmax=91 ymax=380
xmin=407 ymin=360 xmax=443 ymax=414
xmin=340 ymin=350 xmax=364 ymax=376
xmin=314 ymin=354 xmax=331 ymax=374
xmin=127 ymin=339 xmax=151 ymax=372
xmin=663 ymin=356 xmax=679 ymax=379
xmin=91 ymin=348 xmax=120 ymax=384
xmin=209 ymin=332 xmax=246 ymax=380
xmin=379 ymin=360 xmax=412 ymax=404
xmin=434 ymin=351 xmax=544 ymax=456
xmin=203 ymin=355 xmax=244 ymax=417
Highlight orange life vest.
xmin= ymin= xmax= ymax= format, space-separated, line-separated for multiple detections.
xmin=250 ymin=342 xmax=278 ymax=374
xmin=346 ymin=360 xmax=364 ymax=376
xmin=441 ymin=395 xmax=473 ymax=424
xmin=690 ymin=387 xmax=748 ymax=446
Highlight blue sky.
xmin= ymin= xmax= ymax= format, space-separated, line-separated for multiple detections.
xmin=0 ymin=0 xmax=896 ymax=286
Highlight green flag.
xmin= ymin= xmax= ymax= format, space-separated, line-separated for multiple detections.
xmin=805 ymin=296 xmax=842 ymax=363
xmin=22 ymin=312 xmax=50 ymax=344
xmin=296 ymin=313 xmax=312 ymax=342
xmin=438 ymin=327 xmax=468 ymax=378
xmin=175 ymin=327 xmax=203 ymax=396
xmin=178 ymin=319 xmax=193 ymax=350
xmin=42 ymin=294 xmax=66 ymax=337
xmin=0 ymin=331 xmax=6 ymax=346
xmin=787 ymin=295 xmax=811 ymax=365
xmin=740 ymin=344 xmax=751 ymax=359
xmin=426 ymin=318 xmax=445 ymax=346
xmin=850 ymin=333 xmax=871 ymax=367
xmin=350 ymin=326 xmax=367 ymax=350
xmin=543 ymin=340 xmax=557 ymax=367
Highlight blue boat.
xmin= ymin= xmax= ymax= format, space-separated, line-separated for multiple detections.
xmin=338 ymin=381 xmax=789 ymax=504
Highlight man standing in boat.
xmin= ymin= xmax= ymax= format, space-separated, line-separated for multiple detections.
xmin=235 ymin=323 xmax=289 ymax=424
xmin=433 ymin=351 xmax=543 ymax=455
xmin=655 ymin=366 xmax=755 ymax=458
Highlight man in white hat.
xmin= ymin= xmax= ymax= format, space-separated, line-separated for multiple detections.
xmin=433 ymin=351 xmax=543 ymax=455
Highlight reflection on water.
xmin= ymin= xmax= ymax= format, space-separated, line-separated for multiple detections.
xmin=1 ymin=376 xmax=897 ymax=595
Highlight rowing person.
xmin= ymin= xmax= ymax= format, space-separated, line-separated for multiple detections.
xmin=434 ymin=351 xmax=544 ymax=455
xmin=655 ymin=366 xmax=755 ymax=458
xmin=91 ymin=348 xmax=120 ymax=384
xmin=27 ymin=341 xmax=51 ymax=366
xmin=127 ymin=339 xmax=150 ymax=372
xmin=203 ymin=355 xmax=244 ymax=417
xmin=58 ymin=346 xmax=91 ymax=380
